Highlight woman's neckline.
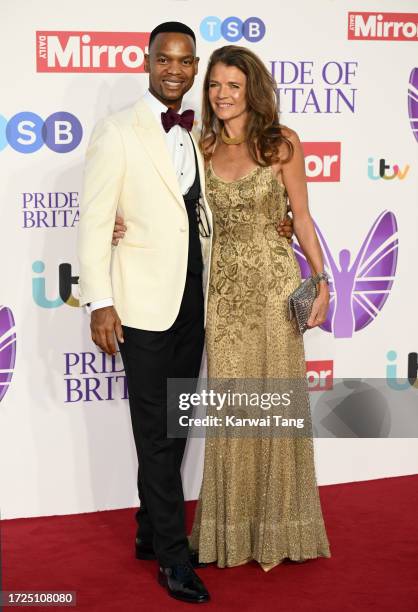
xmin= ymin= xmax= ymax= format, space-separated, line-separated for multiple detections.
xmin=209 ymin=160 xmax=286 ymax=190
xmin=209 ymin=160 xmax=260 ymax=183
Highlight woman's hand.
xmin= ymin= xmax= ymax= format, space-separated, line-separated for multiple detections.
xmin=307 ymin=284 xmax=329 ymax=328
xmin=112 ymin=214 xmax=127 ymax=246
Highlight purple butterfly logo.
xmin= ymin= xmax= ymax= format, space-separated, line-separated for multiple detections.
xmin=293 ymin=211 xmax=398 ymax=338
xmin=0 ymin=306 xmax=16 ymax=402
xmin=408 ymin=68 xmax=418 ymax=143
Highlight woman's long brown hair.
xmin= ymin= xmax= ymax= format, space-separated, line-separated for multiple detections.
xmin=200 ymin=45 xmax=293 ymax=166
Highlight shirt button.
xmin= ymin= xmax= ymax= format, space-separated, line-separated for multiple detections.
xmin=180 ymin=227 xmax=186 ymax=232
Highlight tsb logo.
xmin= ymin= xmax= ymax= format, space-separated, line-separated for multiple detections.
xmin=37 ymin=31 xmax=150 ymax=72
xmin=302 ymin=142 xmax=341 ymax=182
xmin=200 ymin=17 xmax=265 ymax=42
xmin=306 ymin=360 xmax=334 ymax=391
xmin=0 ymin=112 xmax=82 ymax=153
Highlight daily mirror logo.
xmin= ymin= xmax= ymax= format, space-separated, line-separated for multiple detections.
xmin=36 ymin=31 xmax=150 ymax=72
xmin=302 ymin=142 xmax=341 ymax=182
xmin=306 ymin=360 xmax=334 ymax=391
xmin=348 ymin=12 xmax=418 ymax=41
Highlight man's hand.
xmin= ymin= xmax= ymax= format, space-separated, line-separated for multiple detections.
xmin=112 ymin=214 xmax=127 ymax=246
xmin=277 ymin=205 xmax=294 ymax=243
xmin=91 ymin=306 xmax=124 ymax=355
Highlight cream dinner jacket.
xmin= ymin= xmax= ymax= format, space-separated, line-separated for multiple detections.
xmin=77 ymin=98 xmax=213 ymax=331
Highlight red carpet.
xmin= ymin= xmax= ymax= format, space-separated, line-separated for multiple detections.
xmin=1 ymin=475 xmax=418 ymax=611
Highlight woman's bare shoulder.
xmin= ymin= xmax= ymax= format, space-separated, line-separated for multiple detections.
xmin=280 ymin=125 xmax=300 ymax=144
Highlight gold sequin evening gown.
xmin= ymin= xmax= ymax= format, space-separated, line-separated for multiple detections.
xmin=189 ymin=162 xmax=331 ymax=570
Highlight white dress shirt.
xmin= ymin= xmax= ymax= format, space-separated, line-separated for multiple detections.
xmin=89 ymin=90 xmax=196 ymax=313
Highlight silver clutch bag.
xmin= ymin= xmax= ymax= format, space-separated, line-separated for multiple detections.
xmin=288 ymin=273 xmax=327 ymax=334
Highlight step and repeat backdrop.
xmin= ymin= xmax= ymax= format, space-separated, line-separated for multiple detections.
xmin=1 ymin=1 xmax=417 ymax=519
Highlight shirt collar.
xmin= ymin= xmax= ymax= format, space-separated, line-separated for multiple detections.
xmin=142 ymin=89 xmax=184 ymax=124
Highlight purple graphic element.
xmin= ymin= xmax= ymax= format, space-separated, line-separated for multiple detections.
xmin=293 ymin=211 xmax=398 ymax=338
xmin=0 ymin=306 xmax=16 ymax=402
xmin=42 ymin=112 xmax=83 ymax=153
xmin=408 ymin=68 xmax=418 ymax=143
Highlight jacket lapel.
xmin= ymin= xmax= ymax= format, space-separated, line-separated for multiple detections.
xmin=190 ymin=131 xmax=205 ymax=191
xmin=133 ymin=99 xmax=184 ymax=209
xmin=190 ymin=131 xmax=213 ymax=225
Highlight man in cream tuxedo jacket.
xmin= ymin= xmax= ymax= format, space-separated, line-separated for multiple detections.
xmin=78 ymin=23 xmax=211 ymax=604
xmin=78 ymin=96 xmax=212 ymax=331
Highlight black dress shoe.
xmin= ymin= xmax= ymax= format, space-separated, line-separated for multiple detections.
xmin=136 ymin=539 xmax=207 ymax=568
xmin=158 ymin=563 xmax=210 ymax=604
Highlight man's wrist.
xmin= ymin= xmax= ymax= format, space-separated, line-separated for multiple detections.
xmin=90 ymin=298 xmax=113 ymax=312
xmin=89 ymin=298 xmax=114 ymax=313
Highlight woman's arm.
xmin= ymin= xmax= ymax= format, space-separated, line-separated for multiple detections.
xmin=280 ymin=128 xmax=329 ymax=328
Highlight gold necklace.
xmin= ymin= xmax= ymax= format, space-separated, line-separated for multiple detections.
xmin=221 ymin=127 xmax=245 ymax=145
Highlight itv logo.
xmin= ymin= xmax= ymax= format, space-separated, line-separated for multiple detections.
xmin=32 ymin=261 xmax=79 ymax=308
xmin=386 ymin=350 xmax=418 ymax=390
xmin=367 ymin=157 xmax=410 ymax=180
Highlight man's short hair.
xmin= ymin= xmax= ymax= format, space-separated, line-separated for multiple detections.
xmin=149 ymin=21 xmax=196 ymax=49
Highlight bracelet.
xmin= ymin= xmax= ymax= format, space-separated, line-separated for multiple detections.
xmin=312 ymin=272 xmax=329 ymax=285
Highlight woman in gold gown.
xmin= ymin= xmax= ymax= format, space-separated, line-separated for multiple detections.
xmin=112 ymin=44 xmax=331 ymax=572
xmin=188 ymin=45 xmax=331 ymax=571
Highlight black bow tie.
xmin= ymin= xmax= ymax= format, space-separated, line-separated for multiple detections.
xmin=161 ymin=108 xmax=195 ymax=132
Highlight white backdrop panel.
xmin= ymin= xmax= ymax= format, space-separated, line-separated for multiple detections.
xmin=0 ymin=0 xmax=417 ymax=518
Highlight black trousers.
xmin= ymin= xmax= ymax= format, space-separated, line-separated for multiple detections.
xmin=118 ymin=272 xmax=205 ymax=567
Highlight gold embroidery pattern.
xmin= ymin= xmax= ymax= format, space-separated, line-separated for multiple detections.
xmin=189 ymin=164 xmax=331 ymax=569
xmin=206 ymin=166 xmax=297 ymax=346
